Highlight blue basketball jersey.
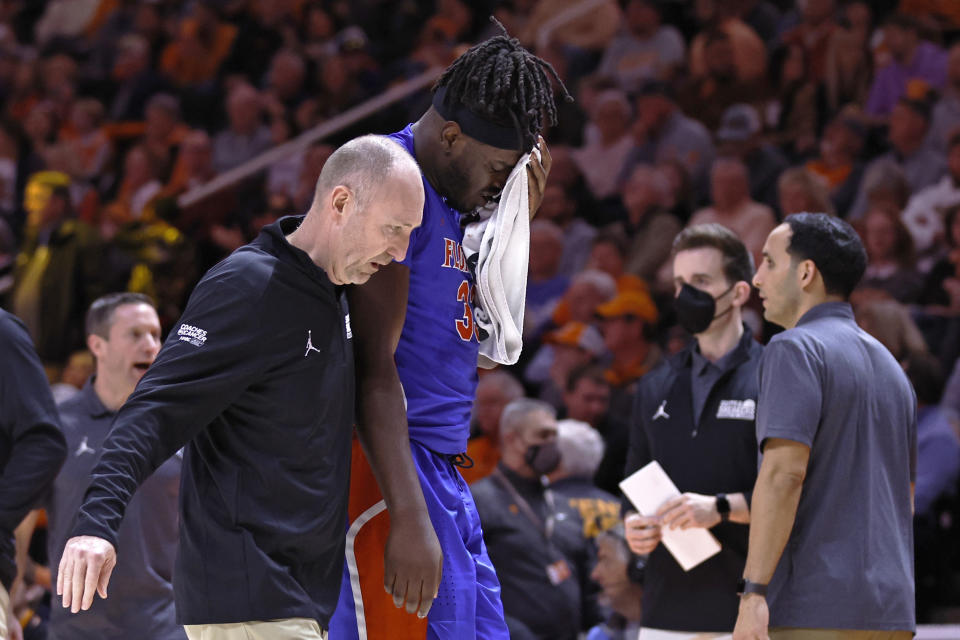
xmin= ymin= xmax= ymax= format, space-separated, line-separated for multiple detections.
xmin=388 ymin=126 xmax=479 ymax=455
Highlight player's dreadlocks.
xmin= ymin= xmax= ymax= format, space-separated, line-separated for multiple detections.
xmin=433 ymin=18 xmax=573 ymax=151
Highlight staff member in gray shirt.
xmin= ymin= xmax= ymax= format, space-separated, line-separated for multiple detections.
xmin=735 ymin=213 xmax=916 ymax=640
xmin=40 ymin=293 xmax=184 ymax=640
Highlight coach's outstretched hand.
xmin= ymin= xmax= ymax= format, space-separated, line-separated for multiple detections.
xmin=57 ymin=536 xmax=117 ymax=613
xmin=384 ymin=512 xmax=443 ymax=619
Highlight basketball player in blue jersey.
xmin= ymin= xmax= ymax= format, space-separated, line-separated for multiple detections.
xmin=330 ymin=28 xmax=569 ymax=640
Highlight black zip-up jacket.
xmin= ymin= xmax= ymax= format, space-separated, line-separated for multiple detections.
xmin=0 ymin=310 xmax=66 ymax=591
xmin=624 ymin=327 xmax=763 ymax=632
xmin=71 ymin=216 xmax=354 ymax=627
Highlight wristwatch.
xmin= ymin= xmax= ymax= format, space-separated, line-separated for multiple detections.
xmin=715 ymin=493 xmax=731 ymax=522
xmin=737 ymin=578 xmax=768 ymax=597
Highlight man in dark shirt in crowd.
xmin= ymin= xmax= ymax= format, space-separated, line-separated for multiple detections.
xmin=0 ymin=309 xmax=67 ymax=638
xmin=624 ymin=223 xmax=762 ymax=638
xmin=472 ymin=399 xmax=597 ymax=640
xmin=562 ymin=365 xmax=629 ymax=495
xmin=42 ymin=293 xmax=183 ymax=639
xmin=55 ymin=135 xmax=425 ymax=640
xmin=736 ymin=213 xmax=915 ymax=640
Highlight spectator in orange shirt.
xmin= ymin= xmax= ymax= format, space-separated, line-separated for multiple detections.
xmin=780 ymin=0 xmax=838 ymax=83
xmin=159 ymin=3 xmax=237 ymax=89
xmin=688 ymin=0 xmax=767 ymax=83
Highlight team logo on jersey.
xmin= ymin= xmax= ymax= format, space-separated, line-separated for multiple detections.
xmin=177 ymin=323 xmax=207 ymax=347
xmin=441 ymin=238 xmax=470 ymax=274
xmin=717 ymin=399 xmax=756 ymax=420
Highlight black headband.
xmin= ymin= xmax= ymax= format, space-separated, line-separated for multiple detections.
xmin=432 ymin=86 xmax=527 ymax=152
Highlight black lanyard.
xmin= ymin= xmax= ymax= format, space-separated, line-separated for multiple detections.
xmin=491 ymin=467 xmax=558 ymax=543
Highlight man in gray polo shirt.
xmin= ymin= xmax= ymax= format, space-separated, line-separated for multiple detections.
xmin=734 ymin=213 xmax=915 ymax=640
xmin=44 ymin=293 xmax=185 ymax=639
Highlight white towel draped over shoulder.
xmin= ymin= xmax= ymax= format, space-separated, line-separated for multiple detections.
xmin=461 ymin=149 xmax=536 ymax=368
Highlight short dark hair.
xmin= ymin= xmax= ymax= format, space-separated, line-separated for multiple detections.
xmin=672 ymin=223 xmax=754 ymax=285
xmin=593 ymin=228 xmax=629 ymax=258
xmin=784 ymin=213 xmax=867 ymax=298
xmin=85 ymin=293 xmax=155 ymax=339
xmin=433 ymin=19 xmax=571 ymax=152
xmin=565 ymin=363 xmax=610 ymax=393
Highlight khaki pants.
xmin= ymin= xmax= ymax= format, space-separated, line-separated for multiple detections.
xmin=770 ymin=629 xmax=913 ymax=640
xmin=640 ymin=629 xmax=732 ymax=639
xmin=184 ymin=618 xmax=327 ymax=640
xmin=0 ymin=583 xmax=8 ymax=638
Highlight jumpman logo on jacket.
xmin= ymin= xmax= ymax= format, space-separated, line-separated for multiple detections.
xmin=304 ymin=330 xmax=322 ymax=357
xmin=75 ymin=436 xmax=95 ymax=457
xmin=652 ymin=400 xmax=670 ymax=421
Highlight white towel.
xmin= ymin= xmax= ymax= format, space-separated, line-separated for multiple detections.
xmin=462 ymin=150 xmax=536 ymax=367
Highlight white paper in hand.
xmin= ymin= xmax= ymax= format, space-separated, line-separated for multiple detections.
xmin=619 ymin=460 xmax=722 ymax=571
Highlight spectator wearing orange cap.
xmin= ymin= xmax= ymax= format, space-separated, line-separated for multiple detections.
xmin=595 ymin=288 xmax=661 ymax=419
xmin=526 ymin=321 xmax=608 ymax=411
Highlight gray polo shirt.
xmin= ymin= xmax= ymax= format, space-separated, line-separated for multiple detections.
xmin=47 ymin=381 xmax=184 ymax=640
xmin=691 ymin=343 xmax=743 ymax=431
xmin=756 ymin=302 xmax=916 ymax=632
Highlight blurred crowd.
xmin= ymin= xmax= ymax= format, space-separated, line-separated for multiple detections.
xmin=4 ymin=0 xmax=960 ymax=635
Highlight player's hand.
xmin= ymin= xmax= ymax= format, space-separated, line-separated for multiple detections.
xmin=657 ymin=492 xmax=721 ymax=530
xmin=624 ymin=513 xmax=661 ymax=555
xmin=527 ymin=136 xmax=551 ymax=218
xmin=733 ymin=594 xmax=769 ymax=640
xmin=57 ymin=536 xmax=116 ymax=613
xmin=384 ymin=512 xmax=443 ymax=619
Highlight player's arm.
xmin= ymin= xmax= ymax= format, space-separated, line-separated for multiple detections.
xmin=733 ymin=438 xmax=810 ymax=640
xmin=347 ymin=262 xmax=442 ymax=619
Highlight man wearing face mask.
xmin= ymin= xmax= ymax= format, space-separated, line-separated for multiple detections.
xmin=623 ymin=223 xmax=763 ymax=639
xmin=471 ymin=399 xmax=597 ymax=640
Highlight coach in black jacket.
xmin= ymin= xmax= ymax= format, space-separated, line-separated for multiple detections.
xmin=56 ymin=135 xmax=424 ymax=639
xmin=624 ymin=224 xmax=763 ymax=636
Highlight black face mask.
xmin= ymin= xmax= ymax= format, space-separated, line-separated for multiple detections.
xmin=674 ymin=282 xmax=736 ymax=335
xmin=524 ymin=440 xmax=561 ymax=476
